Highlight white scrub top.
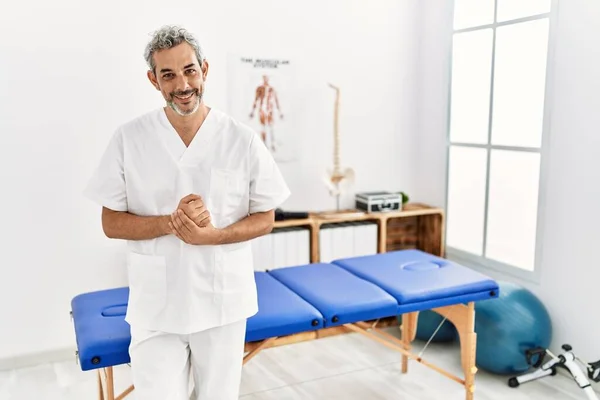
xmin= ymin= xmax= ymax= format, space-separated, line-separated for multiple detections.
xmin=84 ymin=107 xmax=290 ymax=334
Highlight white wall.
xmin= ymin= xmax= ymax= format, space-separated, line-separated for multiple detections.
xmin=0 ymin=0 xmax=420 ymax=365
xmin=415 ymin=0 xmax=600 ymax=365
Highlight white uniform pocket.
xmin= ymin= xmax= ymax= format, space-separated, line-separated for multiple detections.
xmin=126 ymin=252 xmax=167 ymax=323
xmin=221 ymin=243 xmax=254 ymax=292
xmin=209 ymin=168 xmax=245 ymax=223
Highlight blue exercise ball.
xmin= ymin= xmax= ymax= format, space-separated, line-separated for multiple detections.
xmin=475 ymin=281 xmax=552 ymax=375
xmin=416 ymin=310 xmax=457 ymax=342
xmin=397 ymin=310 xmax=457 ymax=342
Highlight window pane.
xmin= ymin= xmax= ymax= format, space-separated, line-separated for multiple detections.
xmin=446 ymin=146 xmax=487 ymax=255
xmin=486 ymin=150 xmax=540 ymax=271
xmin=454 ymin=0 xmax=495 ymax=30
xmin=449 ymin=29 xmax=493 ymax=144
xmin=497 ymin=0 xmax=551 ymax=22
xmin=491 ymin=19 xmax=549 ymax=148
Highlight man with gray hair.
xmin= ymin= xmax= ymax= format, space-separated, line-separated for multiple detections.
xmin=84 ymin=25 xmax=290 ymax=399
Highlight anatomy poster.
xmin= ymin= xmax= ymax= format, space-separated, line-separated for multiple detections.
xmin=227 ymin=55 xmax=298 ymax=162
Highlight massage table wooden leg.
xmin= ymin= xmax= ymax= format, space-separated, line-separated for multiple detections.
xmin=432 ymin=302 xmax=477 ymax=400
xmin=353 ymin=304 xmax=478 ymax=400
xmin=97 ymin=368 xmax=114 ymax=400
xmin=243 ymin=337 xmax=277 ymax=365
xmin=401 ymin=312 xmax=418 ymax=373
xmin=97 ymin=366 xmax=134 ymax=400
xmin=98 ymin=370 xmax=104 ymax=400
xmin=345 ymin=322 xmax=466 ymax=385
xmin=106 ymin=367 xmax=115 ymax=400
xmin=459 ymin=303 xmax=477 ymax=400
xmin=115 ymin=385 xmax=135 ymax=400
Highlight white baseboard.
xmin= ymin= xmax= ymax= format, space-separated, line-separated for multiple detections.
xmin=0 ymin=347 xmax=75 ymax=371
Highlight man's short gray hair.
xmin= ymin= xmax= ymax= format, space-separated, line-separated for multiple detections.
xmin=144 ymin=25 xmax=205 ymax=73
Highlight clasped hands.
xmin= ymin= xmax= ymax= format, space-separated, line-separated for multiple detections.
xmin=168 ymin=194 xmax=220 ymax=245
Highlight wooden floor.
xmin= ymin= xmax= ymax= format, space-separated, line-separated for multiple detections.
xmin=0 ymin=328 xmax=592 ymax=399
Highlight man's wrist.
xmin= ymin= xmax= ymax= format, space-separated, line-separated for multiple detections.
xmin=212 ymin=228 xmax=225 ymax=245
xmin=160 ymin=215 xmax=172 ymax=236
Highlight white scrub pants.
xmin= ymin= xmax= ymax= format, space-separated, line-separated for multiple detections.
xmin=128 ymin=319 xmax=246 ymax=400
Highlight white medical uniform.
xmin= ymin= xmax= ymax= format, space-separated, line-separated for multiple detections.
xmin=83 ymin=107 xmax=290 ymax=399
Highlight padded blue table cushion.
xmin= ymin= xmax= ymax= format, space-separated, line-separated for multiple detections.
xmin=332 ymin=249 xmax=499 ymax=312
xmin=71 ymin=287 xmax=131 ymax=371
xmin=269 ymin=263 xmax=398 ymax=327
xmin=246 ymin=272 xmax=324 ymax=342
xmin=71 ymin=250 xmax=500 ymax=372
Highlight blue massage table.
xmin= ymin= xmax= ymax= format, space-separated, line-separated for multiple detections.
xmin=71 ymin=249 xmax=499 ymax=400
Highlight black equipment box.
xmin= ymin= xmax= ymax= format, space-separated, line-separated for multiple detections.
xmin=355 ymin=191 xmax=402 ymax=213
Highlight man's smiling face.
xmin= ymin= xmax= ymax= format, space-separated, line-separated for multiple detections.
xmin=148 ymin=42 xmax=208 ymax=116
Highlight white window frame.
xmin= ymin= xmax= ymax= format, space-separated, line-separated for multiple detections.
xmin=444 ymin=0 xmax=559 ymax=283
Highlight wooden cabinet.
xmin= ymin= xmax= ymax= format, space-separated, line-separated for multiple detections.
xmin=272 ymin=203 xmax=445 ymax=262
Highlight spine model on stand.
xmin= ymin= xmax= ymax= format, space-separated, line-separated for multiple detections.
xmin=323 ymin=83 xmax=355 ymax=211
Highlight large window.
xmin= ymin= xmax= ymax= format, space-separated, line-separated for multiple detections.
xmin=445 ymin=0 xmax=553 ymax=277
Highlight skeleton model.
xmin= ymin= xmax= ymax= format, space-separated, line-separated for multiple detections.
xmin=509 ymin=344 xmax=600 ymax=400
xmin=323 ymin=83 xmax=354 ymax=210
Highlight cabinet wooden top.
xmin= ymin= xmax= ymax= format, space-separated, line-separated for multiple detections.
xmin=273 ymin=203 xmax=444 ymax=228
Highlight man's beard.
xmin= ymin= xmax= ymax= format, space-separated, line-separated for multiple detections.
xmin=168 ymin=88 xmax=202 ymax=116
